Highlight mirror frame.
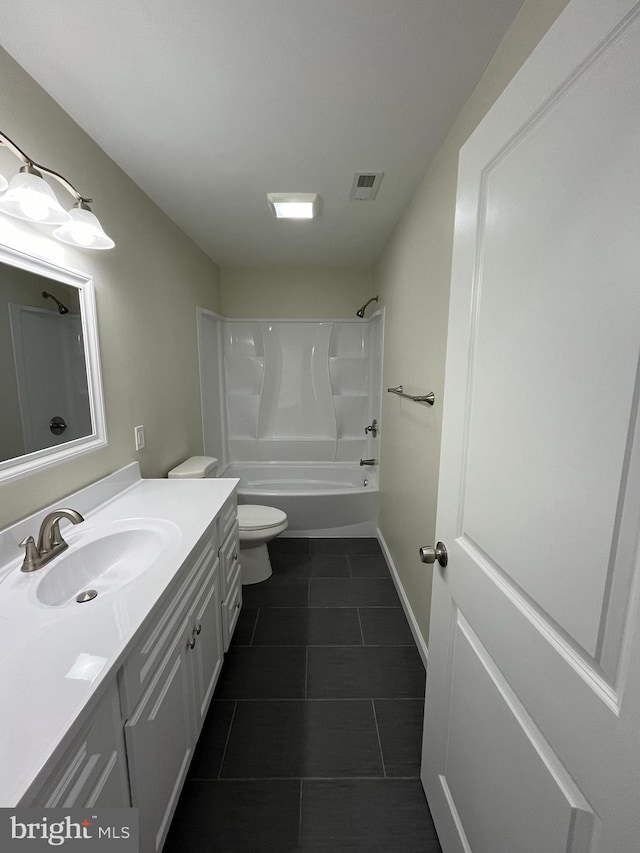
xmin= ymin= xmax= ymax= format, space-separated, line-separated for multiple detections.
xmin=0 ymin=242 xmax=107 ymax=483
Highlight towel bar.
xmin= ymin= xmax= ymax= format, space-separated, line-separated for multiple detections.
xmin=387 ymin=385 xmax=435 ymax=405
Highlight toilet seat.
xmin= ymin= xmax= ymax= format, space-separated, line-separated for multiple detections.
xmin=238 ymin=504 xmax=287 ymax=532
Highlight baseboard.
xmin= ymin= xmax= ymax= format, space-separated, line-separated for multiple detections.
xmin=377 ymin=527 xmax=428 ymax=671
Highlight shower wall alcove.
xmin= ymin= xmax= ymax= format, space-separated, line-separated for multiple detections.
xmin=197 ymin=310 xmax=383 ymax=536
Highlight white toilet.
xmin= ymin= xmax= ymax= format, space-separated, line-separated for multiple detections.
xmin=167 ymin=456 xmax=287 ymax=585
xmin=235 ymin=504 xmax=288 ymax=584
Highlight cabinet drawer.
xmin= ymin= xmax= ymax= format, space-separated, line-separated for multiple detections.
xmin=222 ymin=571 xmax=242 ymax=652
xmin=218 ymin=495 xmax=237 ymax=543
xmin=119 ymin=537 xmax=217 ymax=717
xmin=32 ymin=681 xmax=129 ymax=809
xmin=219 ymin=521 xmax=240 ymax=593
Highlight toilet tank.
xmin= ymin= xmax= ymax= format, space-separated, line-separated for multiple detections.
xmin=167 ymin=456 xmax=218 ymax=479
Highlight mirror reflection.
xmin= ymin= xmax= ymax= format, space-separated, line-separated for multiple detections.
xmin=0 ymin=261 xmax=93 ymax=464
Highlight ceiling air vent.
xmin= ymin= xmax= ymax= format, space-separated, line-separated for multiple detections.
xmin=350 ymin=171 xmax=384 ymax=202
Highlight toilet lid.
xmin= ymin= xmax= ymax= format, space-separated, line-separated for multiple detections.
xmin=238 ymin=504 xmax=287 ymax=531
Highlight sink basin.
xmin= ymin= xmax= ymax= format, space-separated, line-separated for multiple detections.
xmin=0 ymin=519 xmax=181 ymax=616
xmin=37 ymin=527 xmax=173 ymax=606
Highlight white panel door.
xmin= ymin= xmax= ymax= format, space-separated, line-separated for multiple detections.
xmin=422 ymin=1 xmax=640 ymax=851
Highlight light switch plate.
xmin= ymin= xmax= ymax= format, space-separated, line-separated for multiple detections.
xmin=134 ymin=425 xmax=145 ymax=451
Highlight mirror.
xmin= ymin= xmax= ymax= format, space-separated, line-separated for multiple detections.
xmin=0 ymin=243 xmax=106 ymax=483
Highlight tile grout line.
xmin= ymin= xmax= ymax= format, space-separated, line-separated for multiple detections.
xmin=217 ymin=696 xmax=425 ymax=702
xmin=239 ymin=605 xmax=403 ymax=609
xmin=356 ymin=607 xmax=366 ymax=646
xmin=245 ymin=605 xmax=401 ymax=609
xmin=217 ymin=701 xmax=239 ymax=780
xmin=371 ymin=699 xmax=387 ymax=779
xmin=249 ymin=607 xmax=260 ymax=645
xmin=304 ymin=645 xmax=309 ymax=699
xmin=298 ymin=778 xmax=304 ymax=849
xmin=196 ymin=774 xmax=420 ymax=782
xmin=230 ymin=643 xmax=416 ymax=648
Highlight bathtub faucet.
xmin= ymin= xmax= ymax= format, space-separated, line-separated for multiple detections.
xmin=359 ymin=459 xmax=378 ymax=466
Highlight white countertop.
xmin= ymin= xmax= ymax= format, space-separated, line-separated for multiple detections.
xmin=0 ymin=465 xmax=238 ymax=806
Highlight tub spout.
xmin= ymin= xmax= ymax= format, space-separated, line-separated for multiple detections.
xmin=359 ymin=459 xmax=378 ymax=466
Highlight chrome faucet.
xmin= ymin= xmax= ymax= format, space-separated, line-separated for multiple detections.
xmin=19 ymin=508 xmax=85 ymax=572
xmin=359 ymin=459 xmax=378 ymax=466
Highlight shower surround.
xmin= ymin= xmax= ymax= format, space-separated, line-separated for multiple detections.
xmin=198 ymin=312 xmax=383 ymax=536
xmin=222 ymin=316 xmax=382 ymax=462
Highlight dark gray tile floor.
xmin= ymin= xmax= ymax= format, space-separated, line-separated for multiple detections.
xmin=165 ymin=538 xmax=441 ymax=853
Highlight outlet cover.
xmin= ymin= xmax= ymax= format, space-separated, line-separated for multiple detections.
xmin=134 ymin=425 xmax=145 ymax=451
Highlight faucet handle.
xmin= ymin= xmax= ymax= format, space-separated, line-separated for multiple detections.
xmin=364 ymin=418 xmax=378 ymax=437
xmin=19 ymin=536 xmax=40 ymax=573
xmin=49 ymin=520 xmax=65 ymax=548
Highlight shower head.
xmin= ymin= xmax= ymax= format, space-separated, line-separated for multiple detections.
xmin=356 ymin=295 xmax=379 ymax=318
xmin=42 ymin=290 xmax=69 ymax=315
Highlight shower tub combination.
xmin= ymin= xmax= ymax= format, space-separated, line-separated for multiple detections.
xmin=219 ymin=462 xmax=379 ymax=537
xmin=199 ymin=311 xmax=384 ymax=537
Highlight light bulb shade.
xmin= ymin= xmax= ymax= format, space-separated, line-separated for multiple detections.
xmin=0 ymin=172 xmax=8 ymax=193
xmin=0 ymin=171 xmax=71 ymax=224
xmin=53 ymin=207 xmax=115 ymax=250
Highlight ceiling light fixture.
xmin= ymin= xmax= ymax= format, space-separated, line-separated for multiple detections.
xmin=0 ymin=130 xmax=114 ymax=249
xmin=267 ymin=193 xmax=318 ymax=219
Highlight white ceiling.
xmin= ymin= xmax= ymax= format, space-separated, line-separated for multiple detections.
xmin=0 ymin=0 xmax=523 ymax=268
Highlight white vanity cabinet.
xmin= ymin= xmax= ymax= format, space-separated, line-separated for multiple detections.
xmin=121 ymin=525 xmax=224 ymax=853
xmin=218 ymin=495 xmax=242 ymax=651
xmin=28 ymin=680 xmax=130 ymax=809
xmin=4 ymin=473 xmax=241 ymax=853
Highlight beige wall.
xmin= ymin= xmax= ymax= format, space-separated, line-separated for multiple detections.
xmin=221 ymin=267 xmax=373 ymax=319
xmin=375 ymin=0 xmax=570 ymax=648
xmin=0 ymin=47 xmax=221 ymax=529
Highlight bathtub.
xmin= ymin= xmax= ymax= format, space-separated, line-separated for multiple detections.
xmin=218 ymin=462 xmax=379 ymax=537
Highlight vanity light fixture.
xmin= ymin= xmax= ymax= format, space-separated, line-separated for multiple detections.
xmin=0 ymin=130 xmax=114 ymax=250
xmin=267 ymin=193 xmax=318 ymax=219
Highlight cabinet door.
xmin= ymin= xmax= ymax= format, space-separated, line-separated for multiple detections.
xmin=190 ymin=563 xmax=224 ymax=735
xmin=223 ymin=571 xmax=243 ymax=653
xmin=219 ymin=522 xmax=240 ymax=598
xmin=119 ymin=537 xmax=216 ymax=718
xmin=31 ymin=681 xmax=130 ymax=809
xmin=124 ymin=620 xmax=193 ymax=853
xmin=219 ymin=523 xmax=241 ymax=650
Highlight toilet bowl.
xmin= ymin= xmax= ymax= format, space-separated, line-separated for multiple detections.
xmin=167 ymin=456 xmax=288 ymax=585
xmin=237 ymin=505 xmax=288 ymax=585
